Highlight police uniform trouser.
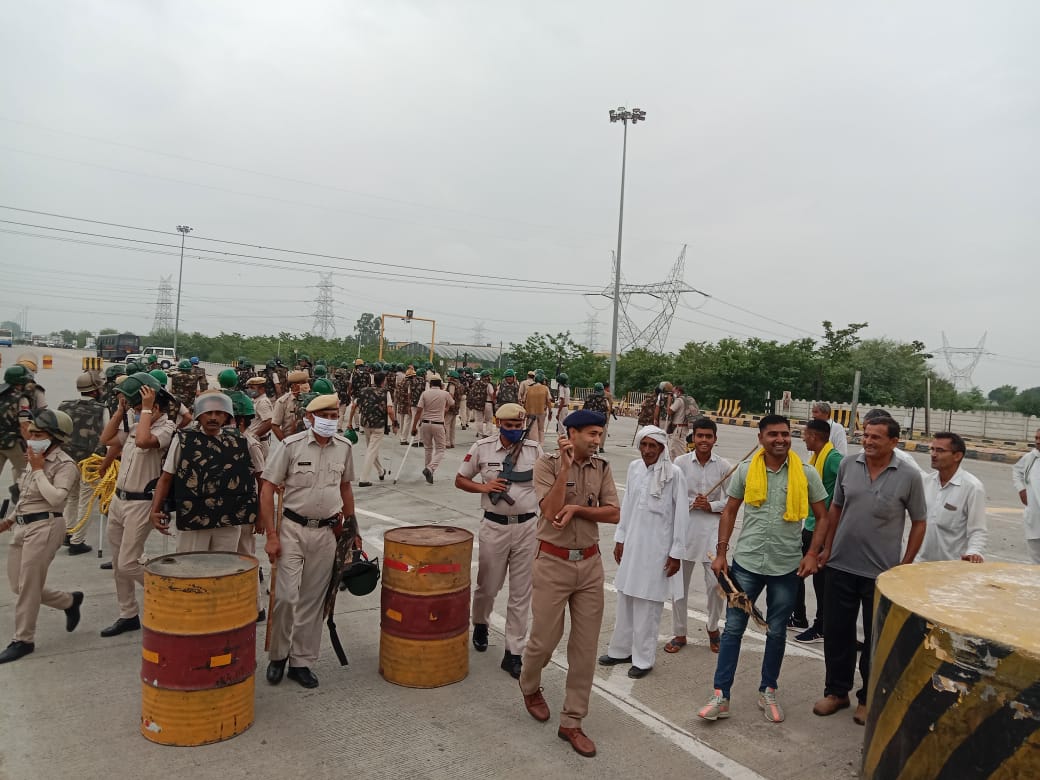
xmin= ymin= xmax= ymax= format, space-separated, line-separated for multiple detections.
xmin=458 ymin=397 xmax=468 ymax=427
xmin=673 ymin=559 xmax=725 ymax=636
xmin=445 ymin=412 xmax=457 ymax=447
xmin=420 ymin=420 xmax=447 ymax=473
xmin=237 ymin=526 xmax=264 ymax=613
xmin=533 ymin=413 xmax=548 ymax=443
xmin=470 ymin=406 xmax=486 ymax=436
xmin=107 ymin=495 xmax=154 ymax=619
xmin=398 ymin=409 xmax=414 ymax=443
xmin=360 ymin=426 xmax=386 ymax=482
xmin=607 ymin=592 xmax=664 ymax=671
xmin=520 ymin=551 xmax=604 ymax=729
xmin=667 ymin=426 xmax=687 ymax=460
xmin=473 ymin=519 xmax=538 ymax=654
xmin=269 ymin=520 xmax=336 ymax=667
xmin=482 ymin=403 xmax=495 ymax=436
xmin=7 ymin=516 xmax=74 ymax=642
xmin=176 ymin=526 xmax=241 ymax=553
xmin=556 ymin=409 xmax=569 ymax=435
xmin=63 ymin=470 xmax=98 ymax=546
xmin=0 ymin=446 xmax=26 ymax=484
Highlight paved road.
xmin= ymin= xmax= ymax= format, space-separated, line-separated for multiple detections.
xmin=0 ymin=349 xmax=1032 ymax=779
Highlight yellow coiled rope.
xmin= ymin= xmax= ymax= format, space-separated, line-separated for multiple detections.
xmin=69 ymin=455 xmax=119 ymax=534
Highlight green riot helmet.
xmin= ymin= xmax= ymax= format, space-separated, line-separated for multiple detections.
xmin=116 ymin=372 xmax=162 ymax=407
xmin=534 ymin=370 xmax=546 ymax=382
xmin=594 ymin=382 xmax=604 ymax=392
xmin=144 ymin=354 xmax=158 ymax=365
xmin=150 ymin=369 xmax=168 ymax=386
xmin=315 ymin=358 xmax=326 ymax=366
xmin=339 ymin=361 xmax=350 ymax=369
xmin=298 ymin=353 xmax=310 ymax=363
xmin=28 ymin=409 xmax=74 ymax=442
xmin=557 ymin=372 xmax=569 ymax=384
xmin=448 ymin=370 xmax=459 ymax=378
xmin=339 ymin=550 xmax=380 ymax=596
xmin=231 ymin=394 xmax=256 ymax=418
xmin=124 ymin=361 xmax=143 ymax=375
xmin=312 ymin=378 xmax=335 ymax=395
xmin=266 ymin=359 xmax=277 ymax=370
xmin=104 ymin=364 xmax=126 ymax=381
xmin=240 ymin=359 xmax=253 ymax=370
xmin=4 ymin=365 xmax=32 ymax=386
xmin=503 ymin=369 xmax=515 ymax=377
xmin=480 ymin=370 xmax=491 ymax=378
xmin=178 ymin=360 xmax=192 ymax=372
xmin=314 ymin=365 xmax=328 ymax=377
xmin=218 ymin=369 xmax=239 ymax=389
xmin=342 ymin=428 xmax=359 ymax=444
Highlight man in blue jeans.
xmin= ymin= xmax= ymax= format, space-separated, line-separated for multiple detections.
xmin=698 ymin=415 xmax=827 ymax=723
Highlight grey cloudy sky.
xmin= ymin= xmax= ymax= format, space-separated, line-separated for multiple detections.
xmin=1 ymin=1 xmax=1036 ymax=391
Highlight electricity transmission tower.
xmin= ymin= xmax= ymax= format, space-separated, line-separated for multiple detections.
xmin=938 ymin=332 xmax=986 ymax=391
xmin=599 ymin=245 xmax=703 ymax=352
xmin=584 ymin=316 xmax=599 ymax=351
xmin=152 ymin=276 xmax=175 ymax=336
xmin=472 ymin=321 xmax=486 ymax=344
xmin=311 ymin=273 xmax=337 ymax=339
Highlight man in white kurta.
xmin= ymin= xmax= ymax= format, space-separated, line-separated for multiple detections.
xmin=599 ymin=426 xmax=688 ymax=677
xmin=1012 ymin=428 xmax=1040 ymax=564
xmin=668 ymin=419 xmax=731 ymax=653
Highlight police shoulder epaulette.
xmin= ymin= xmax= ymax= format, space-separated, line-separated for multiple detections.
xmin=476 ymin=434 xmax=498 ymax=444
xmin=284 ymin=430 xmax=309 ymax=445
xmin=332 ymin=433 xmax=352 ymax=444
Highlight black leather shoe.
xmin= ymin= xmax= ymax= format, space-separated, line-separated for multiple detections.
xmin=0 ymin=641 xmax=35 ymax=664
xmin=287 ymin=666 xmax=319 ymax=688
xmin=423 ymin=468 xmax=434 ymax=484
xmin=65 ymin=591 xmax=83 ymax=632
xmin=597 ymin=654 xmax=632 ymax=666
xmin=627 ymin=665 xmax=652 ymax=679
xmin=379 ymin=470 xmax=387 ymax=481
xmin=100 ymin=616 xmax=140 ymax=637
xmin=472 ymin=623 xmax=489 ymax=652
xmin=100 ymin=561 xmax=113 ymax=570
xmin=501 ymin=651 xmax=522 ymax=679
xmin=266 ymin=658 xmax=287 ymax=685
xmin=63 ymin=534 xmax=71 ymax=546
xmin=256 ymin=609 xmax=266 ymax=623
xmin=68 ymin=543 xmax=92 ymax=556
xmin=357 ymin=481 xmax=373 ymax=487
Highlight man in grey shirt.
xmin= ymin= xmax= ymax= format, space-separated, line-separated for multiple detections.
xmin=809 ymin=416 xmax=926 ymax=726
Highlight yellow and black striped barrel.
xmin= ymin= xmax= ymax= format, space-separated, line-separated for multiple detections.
xmin=82 ymin=356 xmax=103 ymax=371
xmin=864 ymin=561 xmax=1040 ymax=779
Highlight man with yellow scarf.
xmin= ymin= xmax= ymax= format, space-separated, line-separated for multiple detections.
xmin=790 ymin=418 xmax=843 ymax=644
xmin=698 ymin=415 xmax=828 ymax=724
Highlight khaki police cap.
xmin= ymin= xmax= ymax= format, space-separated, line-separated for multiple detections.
xmin=428 ymin=372 xmax=442 ymax=382
xmin=305 ymin=393 xmax=339 ymax=412
xmin=287 ymin=370 xmax=310 ymax=383
xmin=114 ymin=375 xmax=128 ymax=385
xmin=496 ymin=403 xmax=525 ymax=421
xmin=245 ymin=376 xmax=267 ymax=386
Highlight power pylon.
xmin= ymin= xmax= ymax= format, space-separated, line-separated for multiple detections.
xmin=939 ymin=332 xmax=986 ymax=392
xmin=472 ymin=321 xmax=486 ymax=344
xmin=584 ymin=315 xmax=599 ymax=351
xmin=152 ymin=276 xmax=175 ymax=336
xmin=311 ymin=273 xmax=336 ymax=339
xmin=600 ymin=245 xmax=702 ymax=352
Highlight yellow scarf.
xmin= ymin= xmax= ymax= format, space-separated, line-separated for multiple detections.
xmin=809 ymin=441 xmax=835 ymax=478
xmin=744 ymin=448 xmax=809 ymax=522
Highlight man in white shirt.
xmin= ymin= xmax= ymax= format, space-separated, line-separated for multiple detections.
xmin=666 ymin=419 xmax=731 ymax=654
xmin=915 ymin=432 xmax=987 ymax=563
xmin=811 ymin=402 xmax=848 ymax=455
xmin=1012 ymin=428 xmax=1040 ymax=564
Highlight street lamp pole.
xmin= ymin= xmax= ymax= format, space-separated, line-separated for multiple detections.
xmin=607 ymin=107 xmax=645 ymax=395
xmin=173 ymin=224 xmax=192 ymax=356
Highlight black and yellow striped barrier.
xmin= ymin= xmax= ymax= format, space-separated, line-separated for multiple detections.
xmin=830 ymin=408 xmax=860 ymax=430
xmin=82 ymin=356 xmax=103 ymax=372
xmin=715 ymin=399 xmax=741 ymax=417
xmin=863 ymin=561 xmax=1040 ymax=779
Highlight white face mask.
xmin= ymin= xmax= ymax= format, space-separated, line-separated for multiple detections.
xmin=312 ymin=416 xmax=338 ymax=437
xmin=27 ymin=438 xmax=51 ymax=454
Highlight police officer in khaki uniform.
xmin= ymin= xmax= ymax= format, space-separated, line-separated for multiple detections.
xmin=261 ymin=393 xmax=358 ymax=689
xmin=58 ymin=372 xmax=109 ymax=555
xmin=519 ymin=410 xmax=620 ymax=758
xmin=244 ymin=376 xmax=274 ymax=456
xmin=98 ymin=373 xmax=177 ymax=638
xmin=271 ymin=370 xmax=310 ymax=441
xmin=410 ymin=373 xmax=455 ymax=484
xmin=455 ymin=403 xmax=543 ymax=679
xmin=0 ymin=410 xmax=83 ymax=663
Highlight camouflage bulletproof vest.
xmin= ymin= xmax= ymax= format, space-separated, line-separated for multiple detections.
xmin=637 ymin=396 xmax=656 ymax=426
xmin=409 ymin=374 xmax=424 ymax=405
xmin=583 ymin=394 xmax=609 ymax=414
xmin=171 ymin=372 xmax=198 ymax=408
xmin=357 ymin=386 xmax=387 ymax=429
xmin=349 ymin=367 xmax=371 ymax=394
xmin=0 ymin=389 xmax=22 ymax=450
xmin=333 ymin=370 xmax=350 ymax=402
xmin=99 ymin=382 xmax=120 ymax=414
xmin=467 ymin=379 xmax=489 ymax=409
xmin=496 ymin=381 xmax=519 ymax=407
xmin=173 ymin=429 xmax=257 ymax=531
xmin=445 ymin=378 xmax=461 ymax=408
xmin=236 ymin=368 xmax=255 ymax=389
xmin=386 ymin=372 xmax=397 ymax=400
xmin=393 ymin=376 xmax=412 ymax=411
xmin=296 ymin=392 xmax=319 ymax=430
xmin=57 ymin=398 xmax=106 ymax=462
xmin=191 ymin=365 xmax=209 ymax=391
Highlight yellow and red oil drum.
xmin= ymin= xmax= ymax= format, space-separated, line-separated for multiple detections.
xmin=140 ymin=552 xmax=258 ymax=746
xmin=379 ymin=525 xmax=474 ymax=688
xmin=863 ymin=561 xmax=1040 ymax=779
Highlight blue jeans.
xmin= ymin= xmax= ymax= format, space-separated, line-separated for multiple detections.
xmin=712 ymin=560 xmax=799 ymax=699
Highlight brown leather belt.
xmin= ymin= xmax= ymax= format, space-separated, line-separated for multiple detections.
xmin=538 ymin=540 xmax=599 ymax=562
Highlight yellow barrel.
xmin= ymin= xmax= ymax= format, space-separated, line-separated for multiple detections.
xmin=863 ymin=562 xmax=1040 ymax=779
xmin=379 ymin=525 xmax=473 ymax=688
xmin=141 ymin=552 xmax=258 ymax=746
xmin=42 ymin=354 xmax=53 ymax=369
xmin=82 ymin=356 xmax=103 ymax=371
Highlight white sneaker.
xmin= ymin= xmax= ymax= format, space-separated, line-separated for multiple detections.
xmin=758 ymin=687 xmax=784 ymax=722
xmin=698 ymin=689 xmax=730 ymax=721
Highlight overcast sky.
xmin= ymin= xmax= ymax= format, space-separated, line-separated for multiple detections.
xmin=1 ymin=1 xmax=1035 ymax=392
